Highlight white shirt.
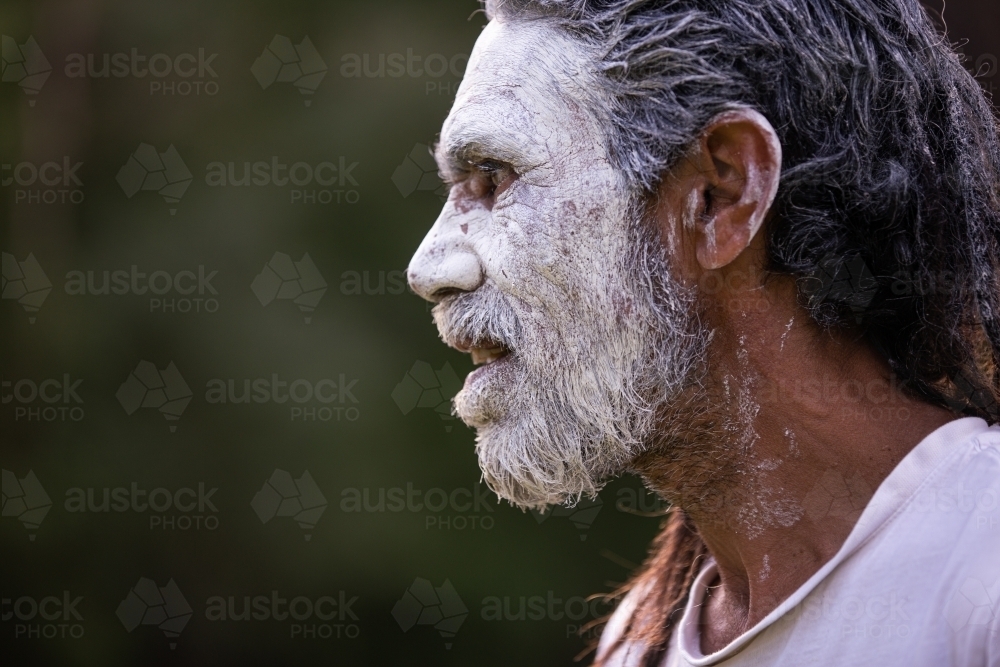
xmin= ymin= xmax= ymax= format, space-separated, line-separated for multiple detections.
xmin=598 ymin=417 xmax=1000 ymax=667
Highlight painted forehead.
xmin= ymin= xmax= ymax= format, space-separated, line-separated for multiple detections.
xmin=438 ymin=20 xmax=602 ymax=174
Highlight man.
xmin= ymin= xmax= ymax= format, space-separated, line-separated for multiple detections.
xmin=406 ymin=0 xmax=1000 ymax=664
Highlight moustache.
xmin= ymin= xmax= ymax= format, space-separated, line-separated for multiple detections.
xmin=431 ymin=284 xmax=524 ymax=355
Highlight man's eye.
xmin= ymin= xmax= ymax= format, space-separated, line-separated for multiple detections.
xmin=473 ymin=160 xmax=515 ymax=197
xmin=478 ymin=160 xmax=504 ymax=184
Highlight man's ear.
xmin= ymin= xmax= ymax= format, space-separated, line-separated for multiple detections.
xmin=688 ymin=109 xmax=782 ymax=270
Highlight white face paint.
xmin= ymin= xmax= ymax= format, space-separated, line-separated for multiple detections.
xmin=408 ymin=21 xmax=707 ymax=509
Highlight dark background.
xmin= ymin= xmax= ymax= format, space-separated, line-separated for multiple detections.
xmin=1 ymin=1 xmax=996 ymax=665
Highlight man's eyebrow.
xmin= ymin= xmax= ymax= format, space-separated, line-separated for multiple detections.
xmin=435 ymin=132 xmax=527 ymax=176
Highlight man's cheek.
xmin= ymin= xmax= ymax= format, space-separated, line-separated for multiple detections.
xmin=477 ymin=236 xmax=539 ymax=293
xmin=498 ymin=201 xmax=553 ymax=238
xmin=489 ymin=209 xmax=563 ymax=270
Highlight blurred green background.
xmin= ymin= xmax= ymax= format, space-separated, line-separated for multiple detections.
xmin=1 ymin=0 xmax=995 ymax=664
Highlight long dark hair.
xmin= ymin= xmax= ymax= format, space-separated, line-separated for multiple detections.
xmin=486 ymin=0 xmax=1000 ymax=662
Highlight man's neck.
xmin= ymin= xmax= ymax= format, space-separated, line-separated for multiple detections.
xmin=632 ymin=285 xmax=954 ymax=654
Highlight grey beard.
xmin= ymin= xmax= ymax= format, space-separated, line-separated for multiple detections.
xmin=433 ymin=206 xmax=710 ymax=510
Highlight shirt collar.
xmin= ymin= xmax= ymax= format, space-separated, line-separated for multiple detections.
xmin=675 ymin=416 xmax=992 ymax=665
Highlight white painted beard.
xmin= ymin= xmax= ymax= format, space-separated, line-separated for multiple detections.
xmin=432 ymin=209 xmax=710 ymax=510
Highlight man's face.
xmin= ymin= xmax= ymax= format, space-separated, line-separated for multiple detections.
xmin=407 ymin=20 xmax=706 ymax=509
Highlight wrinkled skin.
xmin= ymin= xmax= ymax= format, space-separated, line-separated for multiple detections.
xmin=408 ymin=21 xmax=705 ymax=509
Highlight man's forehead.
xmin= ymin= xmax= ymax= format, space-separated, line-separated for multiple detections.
xmin=438 ymin=20 xmax=598 ymax=169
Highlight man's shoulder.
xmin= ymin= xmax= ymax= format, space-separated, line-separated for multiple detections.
xmin=962 ymin=423 xmax=1000 ymax=454
xmin=896 ymin=423 xmax=1000 ymax=529
xmin=834 ymin=422 xmax=1000 ymax=589
xmin=928 ymin=422 xmax=1000 ymax=497
xmin=867 ymin=423 xmax=1000 ymax=577
xmin=889 ymin=426 xmax=1000 ymax=664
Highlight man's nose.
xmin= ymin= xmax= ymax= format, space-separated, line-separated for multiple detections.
xmin=407 ymin=211 xmax=484 ymax=302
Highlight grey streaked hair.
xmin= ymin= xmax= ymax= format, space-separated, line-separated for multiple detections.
xmin=485 ymin=0 xmax=1000 ymax=420
xmin=484 ymin=0 xmax=1000 ymax=663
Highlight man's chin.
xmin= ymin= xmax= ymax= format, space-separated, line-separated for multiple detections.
xmin=477 ymin=446 xmax=580 ymax=510
xmin=468 ymin=416 xmax=622 ymax=511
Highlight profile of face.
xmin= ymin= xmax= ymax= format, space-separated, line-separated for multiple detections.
xmin=407 ymin=21 xmax=707 ymax=509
